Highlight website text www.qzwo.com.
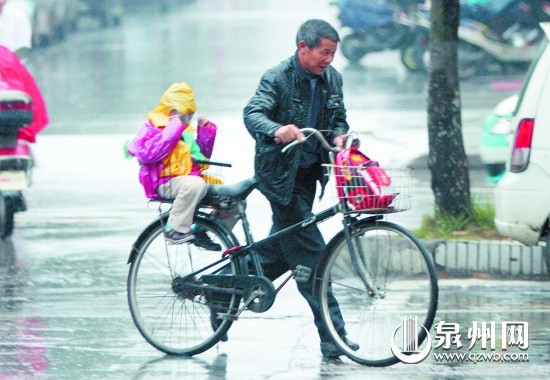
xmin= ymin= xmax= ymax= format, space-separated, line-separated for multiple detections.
xmin=433 ymin=351 xmax=529 ymax=364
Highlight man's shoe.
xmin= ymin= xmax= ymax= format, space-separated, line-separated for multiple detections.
xmin=194 ymin=229 xmax=222 ymax=251
xmin=345 ymin=338 xmax=360 ymax=351
xmin=165 ymin=230 xmax=195 ymax=244
xmin=210 ymin=308 xmax=228 ymax=342
xmin=321 ymin=337 xmax=360 ymax=360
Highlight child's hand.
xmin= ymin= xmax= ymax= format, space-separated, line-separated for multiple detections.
xmin=198 ymin=114 xmax=210 ymax=126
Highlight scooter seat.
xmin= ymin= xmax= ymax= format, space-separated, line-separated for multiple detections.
xmin=0 ymin=90 xmax=33 ymax=148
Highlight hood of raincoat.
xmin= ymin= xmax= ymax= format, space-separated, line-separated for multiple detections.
xmin=146 ymin=82 xmax=197 ymax=128
xmin=0 ymin=45 xmax=49 ymax=143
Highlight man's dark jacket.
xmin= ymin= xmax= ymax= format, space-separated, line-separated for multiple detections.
xmin=243 ymin=53 xmax=349 ymax=205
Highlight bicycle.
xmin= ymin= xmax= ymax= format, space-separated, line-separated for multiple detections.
xmin=126 ymin=128 xmax=438 ymax=367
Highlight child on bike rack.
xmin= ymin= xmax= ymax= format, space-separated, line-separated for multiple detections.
xmin=126 ymin=82 xmax=225 ymax=249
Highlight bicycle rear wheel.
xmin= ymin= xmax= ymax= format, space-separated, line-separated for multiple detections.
xmin=317 ymin=219 xmax=438 ymax=367
xmin=127 ymin=215 xmax=240 ymax=356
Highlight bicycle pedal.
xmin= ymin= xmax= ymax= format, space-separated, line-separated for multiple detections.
xmin=293 ymin=265 xmax=311 ymax=282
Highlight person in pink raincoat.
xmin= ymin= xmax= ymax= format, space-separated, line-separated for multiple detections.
xmin=126 ymin=82 xmax=222 ymax=248
xmin=0 ymin=45 xmax=48 ymax=143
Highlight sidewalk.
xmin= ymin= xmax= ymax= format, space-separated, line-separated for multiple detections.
xmin=400 ymin=155 xmax=549 ymax=279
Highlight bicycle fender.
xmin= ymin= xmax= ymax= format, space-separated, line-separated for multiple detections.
xmin=127 ymin=213 xmax=168 ymax=264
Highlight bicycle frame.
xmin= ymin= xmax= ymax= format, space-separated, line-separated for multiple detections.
xmin=143 ymin=192 xmax=383 ymax=315
xmin=200 ymin=199 xmax=384 ymax=301
xmin=127 ymin=128 xmax=437 ymax=364
xmin=168 ymin=204 xmax=347 ymax=281
xmin=245 ymin=205 xmax=343 ymax=275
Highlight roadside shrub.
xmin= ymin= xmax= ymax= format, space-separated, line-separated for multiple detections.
xmin=414 ymin=198 xmax=498 ymax=239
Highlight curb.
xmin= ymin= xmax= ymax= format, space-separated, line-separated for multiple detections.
xmin=403 ymin=155 xmax=549 ymax=279
xmin=423 ymin=239 xmax=550 ymax=279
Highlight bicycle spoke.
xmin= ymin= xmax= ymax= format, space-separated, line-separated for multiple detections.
xmin=318 ymin=220 xmax=438 ymax=367
xmin=127 ymin=217 xmax=241 ymax=355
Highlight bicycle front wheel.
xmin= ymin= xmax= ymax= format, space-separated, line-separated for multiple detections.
xmin=127 ymin=215 xmax=240 ymax=356
xmin=317 ymin=219 xmax=438 ymax=367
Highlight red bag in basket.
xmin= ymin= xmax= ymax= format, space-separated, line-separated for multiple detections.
xmin=334 ymin=146 xmax=397 ymax=210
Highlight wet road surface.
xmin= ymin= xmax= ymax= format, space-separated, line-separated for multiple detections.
xmin=2 ymin=214 xmax=550 ymax=379
xmin=2 ymin=0 xmax=548 ymax=378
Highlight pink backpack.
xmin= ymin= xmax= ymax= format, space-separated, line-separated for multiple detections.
xmin=333 ymin=147 xmax=397 ymax=210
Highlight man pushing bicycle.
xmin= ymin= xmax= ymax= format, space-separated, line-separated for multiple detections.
xmin=243 ymin=18 xmax=357 ymax=362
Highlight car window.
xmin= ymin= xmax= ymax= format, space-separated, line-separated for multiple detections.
xmin=513 ymin=39 xmax=549 ymax=116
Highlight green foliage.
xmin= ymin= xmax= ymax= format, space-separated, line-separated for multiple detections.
xmin=414 ymin=199 xmax=498 ymax=239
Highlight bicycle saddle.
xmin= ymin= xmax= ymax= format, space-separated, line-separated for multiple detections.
xmin=205 ymin=176 xmax=258 ymax=201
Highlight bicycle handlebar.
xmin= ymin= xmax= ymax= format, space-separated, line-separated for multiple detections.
xmin=280 ymin=128 xmax=344 ymax=154
xmin=194 ymin=159 xmax=233 ymax=168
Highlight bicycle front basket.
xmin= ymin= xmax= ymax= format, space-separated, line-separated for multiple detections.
xmin=324 ymin=164 xmax=412 ymax=214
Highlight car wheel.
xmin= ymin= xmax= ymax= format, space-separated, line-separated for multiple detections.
xmin=483 ymin=163 xmax=506 ymax=178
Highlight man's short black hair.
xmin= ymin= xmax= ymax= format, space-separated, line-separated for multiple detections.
xmin=296 ymin=19 xmax=340 ymax=48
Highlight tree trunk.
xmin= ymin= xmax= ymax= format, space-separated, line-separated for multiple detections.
xmin=427 ymin=0 xmax=471 ymax=217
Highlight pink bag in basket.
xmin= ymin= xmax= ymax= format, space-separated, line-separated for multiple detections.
xmin=334 ymin=146 xmax=397 ymax=210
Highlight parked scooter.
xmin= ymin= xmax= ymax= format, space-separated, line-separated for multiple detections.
xmin=0 ymin=46 xmax=48 ymax=239
xmin=331 ymin=0 xmax=426 ymax=63
xmin=0 ymin=90 xmax=34 ymax=238
xmin=401 ymin=0 xmax=550 ymax=78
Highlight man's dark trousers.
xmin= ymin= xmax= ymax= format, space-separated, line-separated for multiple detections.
xmin=259 ymin=165 xmax=347 ymax=343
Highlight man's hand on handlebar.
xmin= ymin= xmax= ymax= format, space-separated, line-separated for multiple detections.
xmin=334 ymin=133 xmax=361 ymax=149
xmin=276 ymin=127 xmax=360 ymax=153
xmin=274 ymin=124 xmax=305 ymax=144
xmin=333 ymin=134 xmax=347 ymax=148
